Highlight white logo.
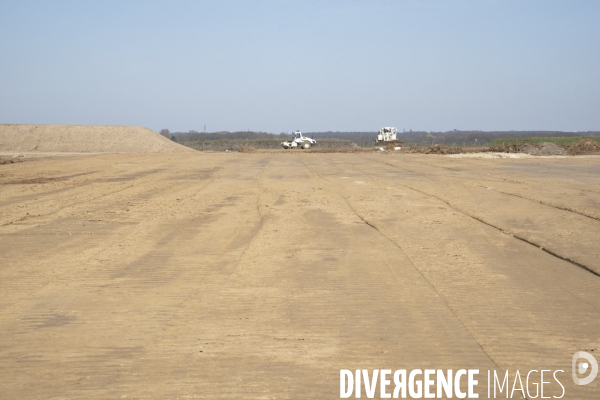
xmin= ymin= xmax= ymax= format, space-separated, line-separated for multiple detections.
xmin=572 ymin=351 xmax=598 ymax=385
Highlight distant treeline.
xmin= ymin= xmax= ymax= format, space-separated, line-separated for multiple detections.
xmin=168 ymin=130 xmax=600 ymax=148
xmin=170 ymin=131 xmax=287 ymax=142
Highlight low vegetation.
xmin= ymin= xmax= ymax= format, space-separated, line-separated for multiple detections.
xmin=490 ymin=136 xmax=600 ymax=146
xmin=180 ymin=138 xmax=356 ymax=152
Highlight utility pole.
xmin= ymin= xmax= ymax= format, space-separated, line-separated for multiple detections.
xmin=204 ymin=125 xmax=206 ymax=133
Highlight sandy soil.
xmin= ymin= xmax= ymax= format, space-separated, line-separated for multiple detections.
xmin=0 ymin=152 xmax=599 ymax=399
xmin=0 ymin=124 xmax=193 ymax=153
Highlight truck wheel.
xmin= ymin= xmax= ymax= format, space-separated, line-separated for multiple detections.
xmin=302 ymin=142 xmax=312 ymax=149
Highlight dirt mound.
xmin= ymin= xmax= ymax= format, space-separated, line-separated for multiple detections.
xmin=0 ymin=124 xmax=194 ymax=153
xmin=566 ymin=139 xmax=600 ymax=155
xmin=488 ymin=141 xmax=569 ymax=156
xmin=306 ymin=144 xmax=463 ymax=154
xmin=406 ymin=144 xmax=464 ymax=155
xmin=424 ymin=144 xmax=464 ymax=155
xmin=522 ymin=142 xmax=569 ymax=156
xmin=377 ymin=140 xmax=404 ymax=148
xmin=488 ymin=142 xmax=529 ymax=153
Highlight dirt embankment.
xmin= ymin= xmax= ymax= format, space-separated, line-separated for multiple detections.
xmin=487 ymin=142 xmax=566 ymax=155
xmin=403 ymin=144 xmax=465 ymax=155
xmin=408 ymin=140 xmax=600 ymax=156
xmin=489 ymin=139 xmax=599 ymax=156
xmin=379 ymin=139 xmax=598 ymax=156
xmin=0 ymin=124 xmax=195 ymax=153
xmin=565 ymin=139 xmax=600 ymax=155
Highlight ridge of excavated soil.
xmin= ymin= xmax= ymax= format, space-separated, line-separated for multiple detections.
xmin=0 ymin=124 xmax=194 ymax=153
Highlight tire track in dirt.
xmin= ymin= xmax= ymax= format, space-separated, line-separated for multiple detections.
xmin=0 ymin=157 xmax=240 ymax=314
xmin=219 ymin=159 xmax=271 ymax=278
xmin=0 ymin=173 xmax=222 ymax=314
xmin=354 ymin=161 xmax=600 ymax=279
xmin=0 ymin=168 xmax=171 ymax=227
xmin=340 ymin=195 xmax=504 ymax=372
xmin=393 ymin=156 xmax=600 ymax=195
xmin=402 ymin=184 xmax=600 ymax=278
xmin=301 ymin=157 xmax=505 ymax=372
xmin=370 ymin=157 xmax=600 ymax=221
xmin=473 ymin=184 xmax=600 ymax=222
xmin=0 ymin=163 xmax=224 ymax=228
xmin=0 ymin=157 xmax=239 ymax=228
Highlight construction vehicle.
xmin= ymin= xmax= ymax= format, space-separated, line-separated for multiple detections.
xmin=375 ymin=127 xmax=404 ymax=147
xmin=281 ymin=131 xmax=317 ymax=149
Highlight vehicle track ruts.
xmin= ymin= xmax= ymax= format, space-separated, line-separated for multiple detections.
xmin=385 ymin=156 xmax=600 ymax=194
xmin=0 ymin=156 xmax=241 ymax=227
xmin=0 ymin=165 xmax=214 ymax=227
xmin=1 ymin=167 xmax=223 ymax=312
xmin=353 ymin=162 xmax=600 ymax=279
xmin=229 ymin=160 xmax=271 ymax=273
xmin=367 ymin=157 xmax=600 ymax=223
xmin=301 ymin=158 xmax=504 ymax=372
xmin=472 ymin=184 xmax=600 ymax=222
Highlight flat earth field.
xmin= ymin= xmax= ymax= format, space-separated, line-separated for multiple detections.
xmin=1 ymin=152 xmax=599 ymax=399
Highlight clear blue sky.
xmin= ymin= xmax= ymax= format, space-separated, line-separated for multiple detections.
xmin=1 ymin=0 xmax=599 ymax=133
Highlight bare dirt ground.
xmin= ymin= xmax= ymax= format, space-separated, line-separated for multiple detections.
xmin=0 ymin=124 xmax=192 ymax=153
xmin=1 ymin=152 xmax=599 ymax=399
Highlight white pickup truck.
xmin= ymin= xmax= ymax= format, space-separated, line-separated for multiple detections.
xmin=281 ymin=131 xmax=317 ymax=149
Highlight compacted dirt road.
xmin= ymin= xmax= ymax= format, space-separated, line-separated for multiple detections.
xmin=0 ymin=152 xmax=599 ymax=399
